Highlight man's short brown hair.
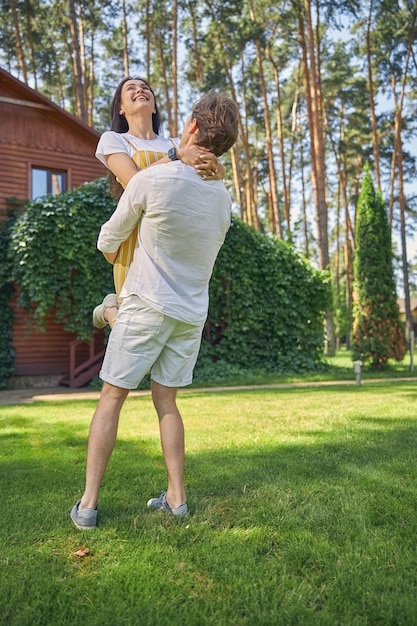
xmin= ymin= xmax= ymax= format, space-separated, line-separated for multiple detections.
xmin=191 ymin=92 xmax=239 ymax=157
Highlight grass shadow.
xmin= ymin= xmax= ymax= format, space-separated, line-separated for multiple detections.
xmin=2 ymin=388 xmax=417 ymax=625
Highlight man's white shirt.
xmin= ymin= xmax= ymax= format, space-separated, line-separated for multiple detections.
xmin=98 ymin=161 xmax=232 ymax=325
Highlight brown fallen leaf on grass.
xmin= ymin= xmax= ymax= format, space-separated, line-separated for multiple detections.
xmin=73 ymin=546 xmax=90 ymax=557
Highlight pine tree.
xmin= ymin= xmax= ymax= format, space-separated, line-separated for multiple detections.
xmin=352 ymin=164 xmax=406 ymax=369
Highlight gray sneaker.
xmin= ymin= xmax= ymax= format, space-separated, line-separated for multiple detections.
xmin=147 ymin=491 xmax=188 ymax=517
xmin=70 ymin=500 xmax=98 ymax=529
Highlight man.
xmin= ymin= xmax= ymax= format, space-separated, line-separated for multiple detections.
xmin=70 ymin=92 xmax=239 ymax=529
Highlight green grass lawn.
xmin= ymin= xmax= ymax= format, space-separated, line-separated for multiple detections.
xmin=188 ymin=346 xmax=417 ymax=389
xmin=2 ymin=381 xmax=417 ymax=625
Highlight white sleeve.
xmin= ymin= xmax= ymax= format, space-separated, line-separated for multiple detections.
xmin=95 ymin=132 xmax=131 ymax=169
xmin=97 ymin=171 xmax=148 ymax=253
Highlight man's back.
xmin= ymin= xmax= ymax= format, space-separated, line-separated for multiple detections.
xmin=117 ymin=161 xmax=231 ymax=324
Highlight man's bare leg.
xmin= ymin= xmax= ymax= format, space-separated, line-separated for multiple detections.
xmin=151 ymin=380 xmax=186 ymax=508
xmin=79 ymin=382 xmax=129 ymax=510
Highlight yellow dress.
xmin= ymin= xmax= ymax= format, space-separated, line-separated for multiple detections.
xmin=113 ymin=139 xmax=173 ymax=301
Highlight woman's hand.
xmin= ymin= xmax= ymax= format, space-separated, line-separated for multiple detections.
xmin=178 ymin=145 xmax=224 ymax=180
xmin=196 ymin=158 xmax=225 ymax=181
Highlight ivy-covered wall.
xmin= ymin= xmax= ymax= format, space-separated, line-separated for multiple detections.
xmin=9 ymin=178 xmax=116 ymax=341
xmin=204 ymin=219 xmax=330 ymax=373
xmin=1 ymin=178 xmax=330 ymax=388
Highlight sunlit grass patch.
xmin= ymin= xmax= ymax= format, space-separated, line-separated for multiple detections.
xmin=2 ymin=382 xmax=417 ymax=624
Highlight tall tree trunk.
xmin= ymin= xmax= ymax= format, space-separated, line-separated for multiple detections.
xmin=145 ymin=0 xmax=151 ymax=81
xmin=256 ymin=38 xmax=281 ymax=236
xmin=121 ymin=0 xmax=129 ymax=76
xmin=203 ymin=0 xmax=258 ymax=228
xmin=395 ymin=112 xmax=411 ymax=339
xmin=389 ymin=141 xmax=396 ymax=229
xmin=248 ymin=0 xmax=281 ymax=237
xmin=300 ymin=0 xmax=334 ymax=354
xmin=187 ymin=1 xmax=203 ymax=86
xmin=323 ymin=98 xmax=355 ymax=244
xmin=366 ymin=0 xmax=381 ymax=191
xmin=77 ymin=2 xmax=88 ymax=122
xmin=304 ymin=0 xmax=328 ymax=270
xmin=69 ymin=0 xmax=86 ymax=120
xmin=240 ymin=91 xmax=259 ymax=229
xmin=267 ymin=44 xmax=290 ymax=236
xmin=323 ymin=98 xmax=355 ymax=347
xmin=235 ymin=58 xmax=258 ymax=229
xmin=172 ymin=0 xmax=179 ymax=137
xmin=341 ymin=122 xmax=354 ymax=349
xmin=230 ymin=145 xmax=244 ymax=218
xmin=352 ymin=157 xmax=362 ymax=231
xmin=300 ymin=138 xmax=309 ymax=256
xmin=335 ymin=182 xmax=341 ymax=349
xmin=288 ymin=61 xmax=302 ymax=234
xmin=391 ymin=5 xmax=417 ymax=339
xmin=155 ymin=32 xmax=174 ymax=133
xmin=10 ymin=0 xmax=28 ymax=83
xmin=88 ymin=32 xmax=95 ymax=127
xmin=344 ymin=210 xmax=353 ymax=349
xmin=24 ymin=1 xmax=37 ymax=88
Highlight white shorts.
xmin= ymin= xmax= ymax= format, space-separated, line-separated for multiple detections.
xmin=99 ymin=294 xmax=204 ymax=390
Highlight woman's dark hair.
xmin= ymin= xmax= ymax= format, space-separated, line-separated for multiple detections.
xmin=108 ymin=77 xmax=161 ymax=198
xmin=110 ymin=76 xmax=161 ymax=134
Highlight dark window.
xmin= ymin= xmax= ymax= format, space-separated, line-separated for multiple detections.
xmin=31 ymin=168 xmax=67 ymax=199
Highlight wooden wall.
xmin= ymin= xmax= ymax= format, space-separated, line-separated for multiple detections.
xmin=10 ymin=294 xmax=105 ymax=377
xmin=0 ymin=106 xmax=106 ymax=220
xmin=0 ymin=69 xmax=108 ymax=381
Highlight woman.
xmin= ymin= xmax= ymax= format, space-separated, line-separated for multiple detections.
xmin=93 ymin=76 xmax=224 ymax=328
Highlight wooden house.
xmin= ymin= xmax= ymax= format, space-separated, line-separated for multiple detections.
xmin=0 ymin=67 xmax=107 ymax=388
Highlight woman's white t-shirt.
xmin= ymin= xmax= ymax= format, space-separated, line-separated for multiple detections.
xmin=96 ymin=131 xmax=179 ymax=170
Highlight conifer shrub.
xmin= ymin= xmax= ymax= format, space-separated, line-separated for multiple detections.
xmin=352 ymin=165 xmax=406 ymax=369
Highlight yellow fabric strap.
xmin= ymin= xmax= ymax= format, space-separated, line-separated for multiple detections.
xmin=113 ymin=146 xmax=168 ymax=299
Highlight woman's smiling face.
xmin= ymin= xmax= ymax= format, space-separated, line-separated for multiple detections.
xmin=119 ymin=79 xmax=155 ymax=117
